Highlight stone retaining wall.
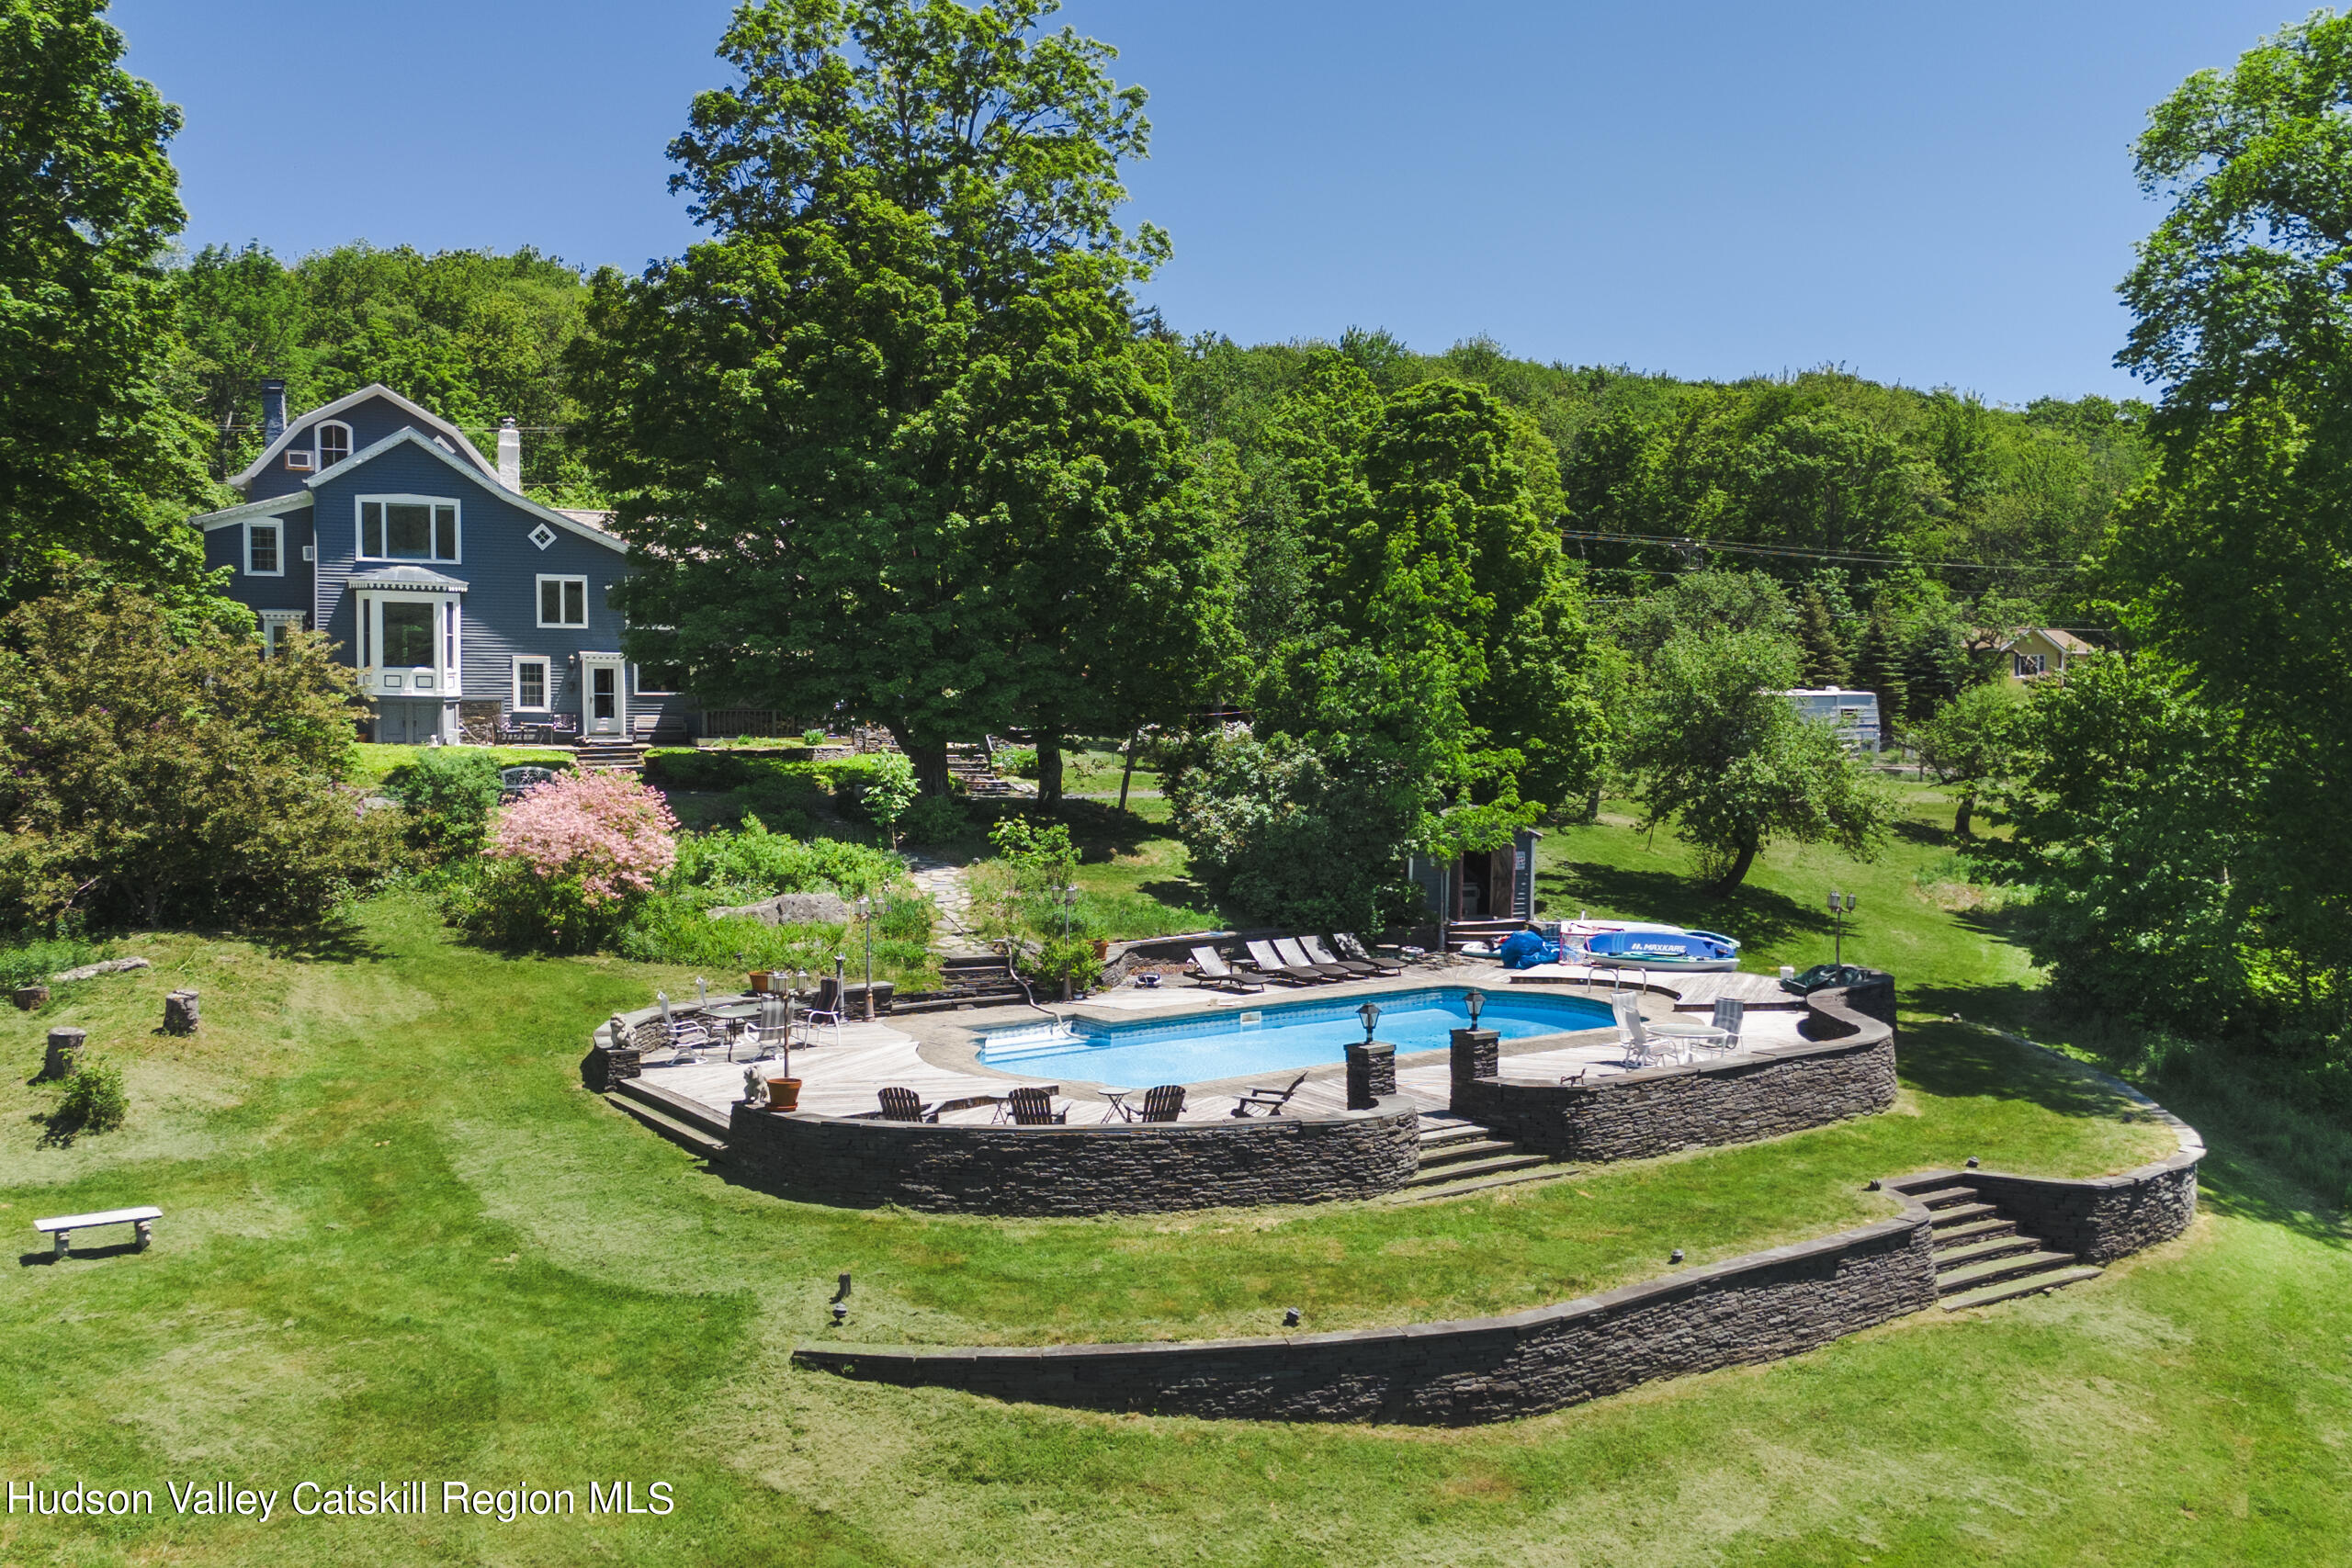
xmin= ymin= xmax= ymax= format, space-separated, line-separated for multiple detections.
xmin=1447 ymin=985 xmax=1899 ymax=1162
xmin=726 ymin=1096 xmax=1422 ymax=1216
xmin=797 ymin=1072 xmax=2207 ymax=1425
xmin=797 ymin=1197 xmax=1943 ymax=1424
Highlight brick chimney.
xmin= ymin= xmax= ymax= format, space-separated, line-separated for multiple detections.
xmin=496 ymin=417 xmax=523 ymax=493
xmin=261 ymin=378 xmax=288 ymax=446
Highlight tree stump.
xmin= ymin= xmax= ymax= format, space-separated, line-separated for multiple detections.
xmin=41 ymin=1027 xmax=85 ymax=1081
xmin=14 ymin=984 xmax=50 ymax=1010
xmin=164 ymin=989 xmax=200 ymax=1035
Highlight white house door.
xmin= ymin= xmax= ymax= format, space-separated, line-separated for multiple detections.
xmin=582 ymin=655 xmax=626 ymax=736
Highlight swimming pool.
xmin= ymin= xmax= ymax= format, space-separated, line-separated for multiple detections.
xmin=976 ymin=987 xmax=1615 ymax=1088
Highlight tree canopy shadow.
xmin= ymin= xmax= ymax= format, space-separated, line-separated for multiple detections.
xmin=247 ymin=915 xmax=386 ymax=964
xmin=1536 ymin=860 xmax=1819 ymax=951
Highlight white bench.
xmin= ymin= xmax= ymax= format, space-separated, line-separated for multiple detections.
xmin=34 ymin=1206 xmax=159 ymax=1258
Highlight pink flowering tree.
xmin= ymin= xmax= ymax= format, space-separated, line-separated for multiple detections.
xmin=461 ymin=772 xmax=679 ymax=951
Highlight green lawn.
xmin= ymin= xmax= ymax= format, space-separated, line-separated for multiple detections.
xmin=347 ymin=741 xmax=576 ymax=787
xmin=4 ymin=785 xmax=2348 ymax=1564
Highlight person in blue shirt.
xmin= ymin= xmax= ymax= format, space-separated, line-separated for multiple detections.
xmin=1498 ymin=923 xmax=1558 ymax=970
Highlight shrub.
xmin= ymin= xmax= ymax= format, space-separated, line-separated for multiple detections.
xmin=1023 ymin=934 xmax=1104 ymax=995
xmin=802 ymin=727 xmax=828 ymax=747
xmin=385 ymin=750 xmax=506 ymax=862
xmin=41 ymin=1062 xmax=128 ymax=1147
xmin=995 ymin=746 xmax=1038 ymax=779
xmin=898 ymin=790 xmax=965 ymax=846
xmin=643 ymin=750 xmax=755 ymax=792
xmin=0 ymin=587 xmax=394 ymax=927
xmin=668 ymin=818 xmax=902 ymax=908
xmin=458 ymin=773 xmax=678 ymax=951
xmin=616 ymin=896 xmax=934 ymax=981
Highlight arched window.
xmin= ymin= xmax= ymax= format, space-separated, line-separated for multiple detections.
xmin=316 ymin=421 xmax=352 ymax=469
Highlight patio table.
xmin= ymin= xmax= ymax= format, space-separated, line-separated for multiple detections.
xmin=1097 ymin=1088 xmax=1137 ymax=1124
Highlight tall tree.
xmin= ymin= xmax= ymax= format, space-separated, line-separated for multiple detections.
xmin=1794 ymin=582 xmax=1850 ymax=686
xmin=0 ymin=0 xmax=218 ymax=609
xmin=571 ymin=0 xmax=1223 ymax=795
xmin=1620 ymin=626 xmax=1890 ymax=894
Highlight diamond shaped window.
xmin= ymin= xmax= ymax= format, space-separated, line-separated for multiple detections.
xmin=528 ymin=523 xmax=557 ymax=551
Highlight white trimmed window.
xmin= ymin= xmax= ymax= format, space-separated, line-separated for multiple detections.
xmin=2014 ymin=652 xmax=2047 ymax=677
xmin=359 ymin=496 xmax=460 ymax=563
xmin=537 ymin=575 xmax=588 ymax=628
xmin=259 ymin=610 xmax=304 ymax=655
xmin=513 ymin=656 xmax=551 ymax=711
xmin=316 ymin=421 xmax=352 ymax=469
xmin=245 ymin=518 xmax=283 ymax=576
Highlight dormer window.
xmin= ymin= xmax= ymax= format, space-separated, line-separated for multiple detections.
xmin=359 ymin=496 xmax=460 ymax=563
xmin=316 ymin=421 xmax=352 ymax=469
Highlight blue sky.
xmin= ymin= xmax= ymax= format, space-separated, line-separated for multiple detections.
xmin=117 ymin=0 xmax=2300 ymax=404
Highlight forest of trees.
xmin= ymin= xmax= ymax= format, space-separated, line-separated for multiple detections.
xmin=6 ymin=0 xmax=2347 ymax=1115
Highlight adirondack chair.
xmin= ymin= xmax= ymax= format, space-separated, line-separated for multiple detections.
xmin=1006 ymin=1086 xmax=1068 ymax=1125
xmin=876 ymin=1087 xmax=933 ymax=1122
xmin=1230 ymin=1072 xmax=1308 ymax=1117
xmin=1136 ymin=1084 xmax=1187 ymax=1122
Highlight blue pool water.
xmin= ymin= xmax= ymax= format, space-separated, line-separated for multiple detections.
xmin=977 ymin=987 xmax=1615 ymax=1088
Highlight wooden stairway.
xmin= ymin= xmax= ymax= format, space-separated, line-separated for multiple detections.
xmin=1908 ymin=1179 xmax=2103 ymax=1310
xmin=605 ymin=1075 xmax=730 ymax=1159
xmin=573 ymin=739 xmax=648 ymax=773
xmin=1393 ymin=1114 xmax=1566 ymax=1201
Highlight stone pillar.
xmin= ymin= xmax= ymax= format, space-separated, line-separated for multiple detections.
xmin=164 ymin=990 xmax=200 ymax=1034
xmin=1345 ymin=1041 xmax=1396 ymax=1110
xmin=41 ymin=1027 xmax=85 ymax=1082
xmin=1451 ymin=1027 xmax=1499 ymax=1088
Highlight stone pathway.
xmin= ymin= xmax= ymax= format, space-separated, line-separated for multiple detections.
xmin=902 ymin=854 xmax=995 ymax=959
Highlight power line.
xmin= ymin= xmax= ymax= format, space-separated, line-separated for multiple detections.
xmin=1557 ymin=527 xmax=2084 ymax=575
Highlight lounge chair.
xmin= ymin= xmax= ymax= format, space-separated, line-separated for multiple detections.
xmin=1273 ymin=936 xmax=1353 ymax=980
xmin=1187 ymin=946 xmax=1265 ymax=994
xmin=1244 ymin=940 xmax=1331 ymax=986
xmin=1137 ymin=1084 xmax=1186 ymax=1122
xmin=1230 ymin=1072 xmax=1307 ymax=1117
xmin=1301 ymin=934 xmax=1384 ymax=978
xmin=1331 ymin=933 xmax=1405 ymax=976
xmin=876 ymin=1087 xmax=933 ymax=1122
xmin=1006 ymin=1086 xmax=1068 ymax=1125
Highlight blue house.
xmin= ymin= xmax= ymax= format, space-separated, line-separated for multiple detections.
xmin=195 ymin=380 xmax=689 ymax=746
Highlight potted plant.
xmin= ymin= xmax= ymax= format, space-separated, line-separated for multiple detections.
xmin=766 ymin=1077 xmax=802 ymax=1111
xmin=749 ymin=970 xmax=775 ymax=994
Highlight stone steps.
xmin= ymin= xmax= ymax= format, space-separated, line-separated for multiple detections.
xmin=1392 ymin=1164 xmax=1573 ymax=1203
xmin=1402 ymin=1151 xmax=1552 ymax=1188
xmin=1416 ymin=1138 xmax=1524 ymax=1170
xmin=1903 ymin=1178 xmax=2106 ymax=1313
xmin=1942 ymin=1264 xmax=2105 ymax=1312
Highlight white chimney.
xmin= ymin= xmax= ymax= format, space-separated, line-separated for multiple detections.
xmin=496 ymin=417 xmax=523 ymax=492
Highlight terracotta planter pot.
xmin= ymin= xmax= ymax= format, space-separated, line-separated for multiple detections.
xmin=766 ymin=1077 xmax=802 ymax=1112
xmin=1091 ymin=938 xmax=1110 ymax=961
xmin=749 ymin=971 xmax=775 ymax=994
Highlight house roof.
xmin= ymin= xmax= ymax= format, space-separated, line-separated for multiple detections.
xmin=350 ymin=565 xmax=470 ymax=592
xmin=308 ymin=429 xmax=630 ymax=556
xmin=1995 ymin=627 xmax=2098 ymax=655
xmin=191 ymin=491 xmax=315 ymax=531
xmin=231 ymin=383 xmax=501 ymax=491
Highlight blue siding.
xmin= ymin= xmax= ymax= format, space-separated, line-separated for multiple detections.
xmin=209 ymin=507 xmax=315 ymax=617
xmin=216 ymin=391 xmax=696 ymax=734
xmin=243 ymin=392 xmax=497 ymax=504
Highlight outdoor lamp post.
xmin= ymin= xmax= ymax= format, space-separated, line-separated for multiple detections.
xmin=1828 ymin=890 xmax=1858 ymax=966
xmin=1357 ymin=1000 xmax=1382 ymax=1043
xmin=1464 ymin=988 xmax=1485 ymax=1030
xmin=857 ymin=896 xmax=875 ymax=1020
xmin=1059 ymin=884 xmax=1079 ymax=940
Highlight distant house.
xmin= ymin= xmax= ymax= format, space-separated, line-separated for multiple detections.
xmin=1992 ymin=628 xmax=2098 ymax=684
xmin=192 ymin=380 xmax=692 ymax=746
xmin=1781 ymin=687 xmax=1882 ymax=751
